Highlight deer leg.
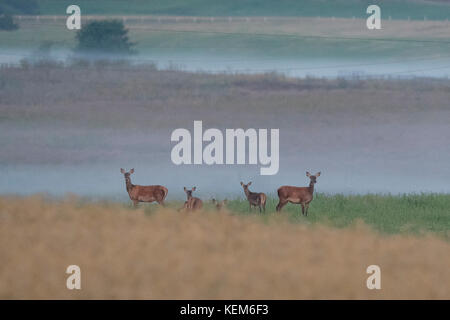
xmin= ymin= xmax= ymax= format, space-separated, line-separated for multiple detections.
xmin=276 ymin=200 xmax=287 ymax=212
xmin=133 ymin=200 xmax=139 ymax=208
xmin=157 ymin=199 xmax=165 ymax=207
xmin=178 ymin=201 xmax=187 ymax=212
xmin=301 ymin=203 xmax=305 ymax=215
xmin=305 ymin=203 xmax=310 ymax=216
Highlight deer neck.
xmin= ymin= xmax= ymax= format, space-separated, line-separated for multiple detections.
xmin=308 ymin=181 xmax=315 ymax=194
xmin=244 ymin=189 xmax=251 ymax=198
xmin=125 ymin=176 xmax=134 ymax=193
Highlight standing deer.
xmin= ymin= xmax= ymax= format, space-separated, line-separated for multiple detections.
xmin=276 ymin=171 xmax=321 ymax=216
xmin=120 ymin=168 xmax=168 ymax=207
xmin=212 ymin=199 xmax=227 ymax=211
xmin=180 ymin=187 xmax=203 ymax=211
xmin=240 ymin=181 xmax=266 ymax=213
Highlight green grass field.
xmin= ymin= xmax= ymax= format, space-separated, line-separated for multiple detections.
xmin=33 ymin=0 xmax=450 ymax=20
xmin=2 ymin=18 xmax=450 ymax=61
xmin=139 ymin=194 xmax=450 ymax=238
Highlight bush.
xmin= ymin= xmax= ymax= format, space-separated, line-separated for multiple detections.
xmin=0 ymin=14 xmax=18 ymax=31
xmin=75 ymin=20 xmax=135 ymax=54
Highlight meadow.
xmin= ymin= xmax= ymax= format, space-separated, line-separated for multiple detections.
xmin=2 ymin=15 xmax=450 ymax=60
xmin=1 ymin=55 xmax=449 ymax=300
xmin=33 ymin=0 xmax=450 ymax=20
xmin=2 ymin=1 xmax=449 ymax=300
xmin=137 ymin=193 xmax=450 ymax=237
xmin=0 ymin=195 xmax=449 ymax=299
xmin=195 ymin=194 xmax=450 ymax=237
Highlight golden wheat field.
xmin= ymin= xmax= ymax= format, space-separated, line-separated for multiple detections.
xmin=0 ymin=195 xmax=449 ymax=299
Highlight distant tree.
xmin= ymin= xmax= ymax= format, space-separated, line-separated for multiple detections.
xmin=0 ymin=14 xmax=18 ymax=31
xmin=75 ymin=20 xmax=135 ymax=54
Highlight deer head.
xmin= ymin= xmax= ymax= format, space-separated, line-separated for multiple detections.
xmin=240 ymin=181 xmax=252 ymax=190
xmin=120 ymin=168 xmax=134 ymax=177
xmin=184 ymin=187 xmax=196 ymax=199
xmin=212 ymin=199 xmax=227 ymax=210
xmin=306 ymin=171 xmax=321 ymax=184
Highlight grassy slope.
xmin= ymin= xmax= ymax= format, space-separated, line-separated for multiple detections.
xmin=2 ymin=2 xmax=448 ymax=59
xmin=34 ymin=0 xmax=450 ymax=20
xmin=2 ymin=19 xmax=450 ymax=60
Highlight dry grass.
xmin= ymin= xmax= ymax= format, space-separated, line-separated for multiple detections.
xmin=0 ymin=195 xmax=449 ymax=299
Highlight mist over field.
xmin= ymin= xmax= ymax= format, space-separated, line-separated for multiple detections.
xmin=1 ymin=3 xmax=449 ymax=198
xmin=1 ymin=65 xmax=449 ymax=199
xmin=2 ymin=13 xmax=450 ymax=78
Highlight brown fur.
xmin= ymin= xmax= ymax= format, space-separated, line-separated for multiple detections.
xmin=276 ymin=171 xmax=321 ymax=216
xmin=212 ymin=199 xmax=227 ymax=211
xmin=180 ymin=187 xmax=203 ymax=211
xmin=120 ymin=168 xmax=168 ymax=207
xmin=240 ymin=181 xmax=266 ymax=213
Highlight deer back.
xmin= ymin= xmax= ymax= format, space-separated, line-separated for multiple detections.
xmin=186 ymin=197 xmax=202 ymax=210
xmin=278 ymin=186 xmax=313 ymax=204
xmin=130 ymin=185 xmax=167 ymax=202
xmin=247 ymin=191 xmax=265 ymax=205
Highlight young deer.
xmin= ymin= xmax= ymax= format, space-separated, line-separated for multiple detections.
xmin=181 ymin=187 xmax=203 ymax=211
xmin=276 ymin=171 xmax=321 ymax=216
xmin=212 ymin=199 xmax=227 ymax=211
xmin=120 ymin=168 xmax=168 ymax=207
xmin=240 ymin=181 xmax=266 ymax=213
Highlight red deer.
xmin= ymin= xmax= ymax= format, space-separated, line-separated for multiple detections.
xmin=240 ymin=181 xmax=266 ymax=213
xmin=120 ymin=168 xmax=168 ymax=207
xmin=276 ymin=171 xmax=321 ymax=216
xmin=181 ymin=187 xmax=203 ymax=211
xmin=212 ymin=199 xmax=227 ymax=211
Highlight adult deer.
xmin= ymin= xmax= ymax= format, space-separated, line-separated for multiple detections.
xmin=276 ymin=171 xmax=321 ymax=216
xmin=240 ymin=181 xmax=266 ymax=213
xmin=212 ymin=199 xmax=227 ymax=211
xmin=181 ymin=187 xmax=203 ymax=211
xmin=120 ymin=168 xmax=168 ymax=207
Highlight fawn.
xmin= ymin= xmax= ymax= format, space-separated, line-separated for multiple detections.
xmin=180 ymin=187 xmax=203 ymax=211
xmin=240 ymin=181 xmax=266 ymax=213
xmin=212 ymin=199 xmax=227 ymax=211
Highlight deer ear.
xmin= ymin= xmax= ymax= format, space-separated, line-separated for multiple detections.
xmin=248 ymin=181 xmax=252 ymax=186
xmin=316 ymin=172 xmax=321 ymax=177
xmin=306 ymin=172 xmax=311 ymax=177
xmin=184 ymin=187 xmax=187 ymax=191
xmin=130 ymin=168 xmax=134 ymax=174
xmin=120 ymin=168 xmax=125 ymax=174
xmin=192 ymin=187 xmax=196 ymax=191
xmin=240 ymin=181 xmax=243 ymax=186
